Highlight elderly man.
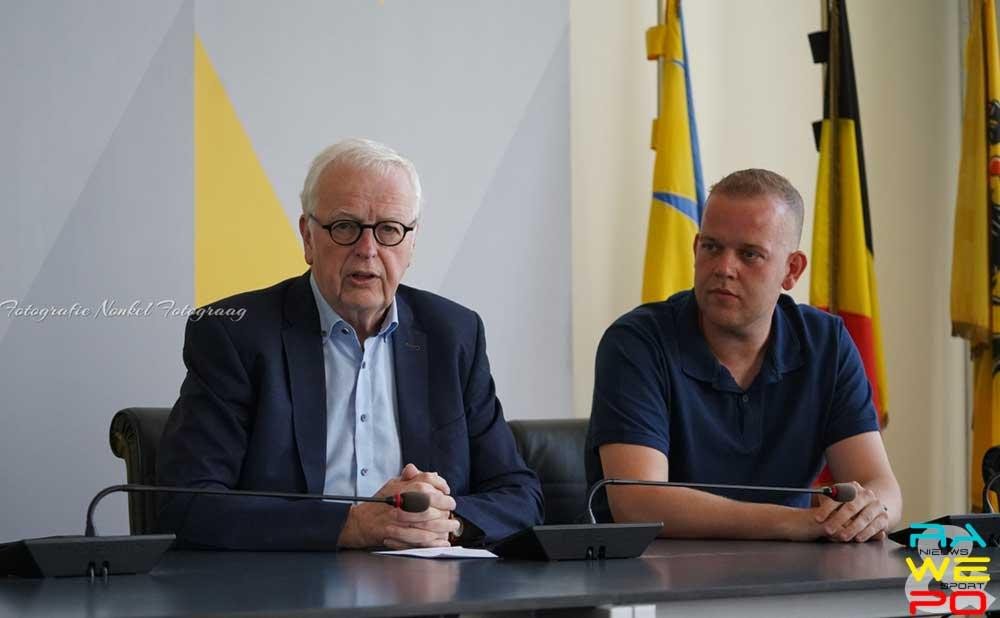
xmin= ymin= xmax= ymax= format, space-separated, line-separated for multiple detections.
xmin=158 ymin=138 xmax=542 ymax=550
xmin=587 ymin=169 xmax=902 ymax=542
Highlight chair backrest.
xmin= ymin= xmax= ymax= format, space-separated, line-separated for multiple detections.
xmin=108 ymin=409 xmax=590 ymax=531
xmin=508 ymin=418 xmax=589 ymax=525
xmin=109 ymin=407 xmax=172 ymax=534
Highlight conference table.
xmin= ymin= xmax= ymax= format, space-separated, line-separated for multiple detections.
xmin=0 ymin=538 xmax=994 ymax=617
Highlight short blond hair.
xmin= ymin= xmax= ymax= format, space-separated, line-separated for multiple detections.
xmin=709 ymin=169 xmax=804 ymax=246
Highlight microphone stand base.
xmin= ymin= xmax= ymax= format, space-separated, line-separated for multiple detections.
xmin=889 ymin=513 xmax=1000 ymax=547
xmin=489 ymin=523 xmax=661 ymax=561
xmin=0 ymin=534 xmax=175 ymax=578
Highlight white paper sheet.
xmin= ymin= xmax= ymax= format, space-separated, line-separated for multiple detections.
xmin=373 ymin=546 xmax=499 ymax=559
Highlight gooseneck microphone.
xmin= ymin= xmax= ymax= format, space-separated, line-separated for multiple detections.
xmin=85 ymin=484 xmax=431 ymax=536
xmin=585 ymin=478 xmax=858 ymax=524
xmin=490 ymin=478 xmax=858 ymax=561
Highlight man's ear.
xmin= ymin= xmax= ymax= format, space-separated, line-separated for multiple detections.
xmin=299 ymin=214 xmax=314 ymax=265
xmin=402 ymin=219 xmax=419 ymax=269
xmin=782 ymin=250 xmax=808 ymax=290
xmin=692 ymin=233 xmax=701 ymax=258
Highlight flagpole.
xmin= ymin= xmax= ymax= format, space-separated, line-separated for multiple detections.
xmin=961 ymin=0 xmax=973 ymax=512
xmin=657 ymin=0 xmax=663 ymax=116
xmin=827 ymin=0 xmax=842 ymax=315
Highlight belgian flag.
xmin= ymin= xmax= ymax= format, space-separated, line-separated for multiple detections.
xmin=641 ymin=0 xmax=704 ymax=303
xmin=809 ymin=0 xmax=889 ymax=439
xmin=950 ymin=0 xmax=1000 ymax=509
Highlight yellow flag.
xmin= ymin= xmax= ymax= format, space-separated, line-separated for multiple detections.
xmin=950 ymin=0 xmax=1000 ymax=508
xmin=641 ymin=0 xmax=704 ymax=303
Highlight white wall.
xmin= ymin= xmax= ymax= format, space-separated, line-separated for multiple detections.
xmin=570 ymin=0 xmax=965 ymax=525
xmin=570 ymin=0 xmax=655 ymax=424
xmin=850 ymin=0 xmax=965 ymax=523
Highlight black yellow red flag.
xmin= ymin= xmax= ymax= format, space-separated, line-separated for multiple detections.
xmin=809 ymin=0 xmax=889 ymax=442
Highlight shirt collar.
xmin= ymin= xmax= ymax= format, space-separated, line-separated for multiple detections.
xmin=767 ymin=295 xmax=804 ymax=375
xmin=676 ymin=292 xmax=720 ymax=384
xmin=677 ymin=291 xmax=803 ymax=388
xmin=309 ymin=272 xmax=399 ymax=341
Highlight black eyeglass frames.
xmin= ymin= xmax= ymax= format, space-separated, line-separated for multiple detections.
xmin=308 ymin=215 xmax=416 ymax=247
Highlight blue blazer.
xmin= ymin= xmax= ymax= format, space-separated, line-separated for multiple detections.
xmin=157 ymin=272 xmax=543 ymax=550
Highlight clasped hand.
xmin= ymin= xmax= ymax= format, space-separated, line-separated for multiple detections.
xmin=812 ymin=481 xmax=888 ymax=543
xmin=338 ymin=463 xmax=460 ymax=549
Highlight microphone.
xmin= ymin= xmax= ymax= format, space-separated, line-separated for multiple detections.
xmin=85 ymin=484 xmax=431 ymax=536
xmin=585 ymin=478 xmax=857 ymax=524
xmin=1 ymin=484 xmax=432 ymax=579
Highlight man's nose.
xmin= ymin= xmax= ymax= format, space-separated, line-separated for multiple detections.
xmin=713 ymin=250 xmax=738 ymax=278
xmin=353 ymin=228 xmax=378 ymax=257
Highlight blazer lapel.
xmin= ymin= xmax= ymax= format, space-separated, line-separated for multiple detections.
xmin=393 ymin=292 xmax=431 ymax=472
xmin=282 ymin=272 xmax=327 ymax=495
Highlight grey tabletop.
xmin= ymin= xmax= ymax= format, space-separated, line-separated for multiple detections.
xmin=0 ymin=539 xmax=959 ymax=617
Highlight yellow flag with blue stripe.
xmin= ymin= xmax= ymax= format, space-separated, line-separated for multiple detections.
xmin=642 ymin=0 xmax=704 ymax=303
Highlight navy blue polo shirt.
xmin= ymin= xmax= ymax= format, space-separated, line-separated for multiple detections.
xmin=585 ymin=290 xmax=879 ymax=521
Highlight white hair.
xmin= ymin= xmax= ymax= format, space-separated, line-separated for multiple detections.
xmin=299 ymin=138 xmax=423 ymax=218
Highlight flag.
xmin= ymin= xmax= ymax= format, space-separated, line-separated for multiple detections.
xmin=641 ymin=0 xmax=704 ymax=303
xmin=809 ymin=0 xmax=889 ymax=438
xmin=950 ymin=0 xmax=1000 ymax=509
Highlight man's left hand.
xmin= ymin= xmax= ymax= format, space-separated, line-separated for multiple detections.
xmin=813 ymin=481 xmax=889 ymax=543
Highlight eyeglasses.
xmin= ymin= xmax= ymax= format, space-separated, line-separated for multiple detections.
xmin=309 ymin=214 xmax=416 ymax=247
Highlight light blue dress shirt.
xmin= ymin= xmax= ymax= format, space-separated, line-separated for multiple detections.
xmin=309 ymin=274 xmax=403 ymax=498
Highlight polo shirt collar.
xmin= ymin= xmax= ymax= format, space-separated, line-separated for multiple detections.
xmin=677 ymin=291 xmax=803 ymax=387
xmin=677 ymin=292 xmax=719 ymax=383
xmin=768 ymin=295 xmax=804 ymax=375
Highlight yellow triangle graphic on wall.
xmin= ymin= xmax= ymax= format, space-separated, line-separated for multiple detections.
xmin=194 ymin=35 xmax=304 ymax=306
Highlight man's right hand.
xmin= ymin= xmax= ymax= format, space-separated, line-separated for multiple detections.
xmin=779 ymin=500 xmax=887 ymax=543
xmin=812 ymin=486 xmax=890 ymax=543
xmin=337 ymin=464 xmax=459 ymax=549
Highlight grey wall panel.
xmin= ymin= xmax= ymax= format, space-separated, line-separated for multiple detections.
xmin=0 ymin=2 xmax=192 ymax=540
xmin=439 ymin=28 xmax=571 ymax=421
xmin=0 ymin=1 xmax=185 ymax=345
